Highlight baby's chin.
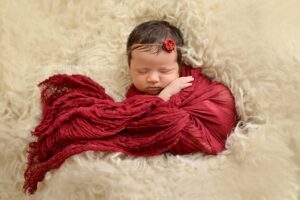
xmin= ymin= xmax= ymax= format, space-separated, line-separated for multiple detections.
xmin=145 ymin=91 xmax=159 ymax=96
xmin=143 ymin=88 xmax=162 ymax=95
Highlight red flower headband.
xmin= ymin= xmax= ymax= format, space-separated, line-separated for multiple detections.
xmin=162 ymin=38 xmax=176 ymax=53
xmin=130 ymin=38 xmax=176 ymax=53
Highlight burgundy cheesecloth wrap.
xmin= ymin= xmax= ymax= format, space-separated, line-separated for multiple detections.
xmin=23 ymin=65 xmax=237 ymax=194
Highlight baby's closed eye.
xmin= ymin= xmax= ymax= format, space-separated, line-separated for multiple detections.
xmin=159 ymin=69 xmax=173 ymax=73
xmin=136 ymin=69 xmax=149 ymax=74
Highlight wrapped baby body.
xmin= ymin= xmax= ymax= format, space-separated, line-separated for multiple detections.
xmin=23 ymin=65 xmax=237 ymax=194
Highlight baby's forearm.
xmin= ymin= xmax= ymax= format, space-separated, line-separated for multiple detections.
xmin=158 ymin=76 xmax=194 ymax=101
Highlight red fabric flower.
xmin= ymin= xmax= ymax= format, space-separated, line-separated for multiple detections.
xmin=163 ymin=38 xmax=176 ymax=53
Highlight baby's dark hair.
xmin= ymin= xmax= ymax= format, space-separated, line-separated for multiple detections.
xmin=126 ymin=20 xmax=184 ymax=66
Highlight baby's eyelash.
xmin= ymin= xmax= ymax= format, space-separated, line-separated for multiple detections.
xmin=137 ymin=70 xmax=148 ymax=74
xmin=160 ymin=69 xmax=172 ymax=73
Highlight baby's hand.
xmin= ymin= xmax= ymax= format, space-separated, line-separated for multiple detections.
xmin=158 ymin=76 xmax=194 ymax=101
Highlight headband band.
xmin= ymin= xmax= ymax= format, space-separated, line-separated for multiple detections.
xmin=130 ymin=38 xmax=177 ymax=53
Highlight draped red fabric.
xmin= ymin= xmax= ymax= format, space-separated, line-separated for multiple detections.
xmin=23 ymin=65 xmax=237 ymax=194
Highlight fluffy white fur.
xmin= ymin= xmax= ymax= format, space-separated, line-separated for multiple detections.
xmin=0 ymin=0 xmax=299 ymax=199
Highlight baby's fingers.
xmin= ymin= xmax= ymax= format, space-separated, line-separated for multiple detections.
xmin=182 ymin=82 xmax=193 ymax=88
xmin=180 ymin=76 xmax=194 ymax=83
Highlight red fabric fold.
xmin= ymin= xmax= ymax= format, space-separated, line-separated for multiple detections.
xmin=23 ymin=65 xmax=237 ymax=194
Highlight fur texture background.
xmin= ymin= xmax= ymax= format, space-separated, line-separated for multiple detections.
xmin=0 ymin=0 xmax=299 ymax=199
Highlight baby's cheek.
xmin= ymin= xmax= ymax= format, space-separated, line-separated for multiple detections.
xmin=132 ymin=75 xmax=146 ymax=89
xmin=164 ymin=74 xmax=179 ymax=85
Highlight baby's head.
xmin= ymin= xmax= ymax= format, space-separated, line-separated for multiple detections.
xmin=126 ymin=20 xmax=184 ymax=95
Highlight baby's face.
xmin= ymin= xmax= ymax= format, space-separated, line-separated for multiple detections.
xmin=129 ymin=48 xmax=179 ymax=95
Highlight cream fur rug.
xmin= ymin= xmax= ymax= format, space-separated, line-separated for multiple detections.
xmin=1 ymin=0 xmax=300 ymax=199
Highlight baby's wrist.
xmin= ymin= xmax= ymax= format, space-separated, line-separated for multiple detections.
xmin=158 ymin=90 xmax=171 ymax=101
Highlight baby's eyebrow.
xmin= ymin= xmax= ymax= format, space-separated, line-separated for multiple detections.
xmin=136 ymin=67 xmax=150 ymax=71
xmin=159 ymin=65 xmax=175 ymax=69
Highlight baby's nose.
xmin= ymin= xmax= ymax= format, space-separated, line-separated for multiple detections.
xmin=147 ymin=72 xmax=159 ymax=83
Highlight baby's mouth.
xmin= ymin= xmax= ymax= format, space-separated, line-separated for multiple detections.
xmin=145 ymin=87 xmax=162 ymax=95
